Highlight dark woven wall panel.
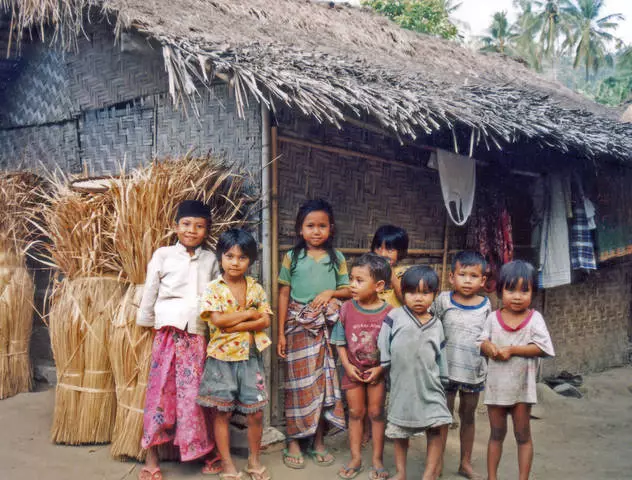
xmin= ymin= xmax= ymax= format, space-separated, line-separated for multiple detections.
xmin=0 ymin=47 xmax=74 ymax=127
xmin=78 ymin=100 xmax=155 ymax=175
xmin=0 ymin=21 xmax=167 ymax=128
xmin=0 ymin=121 xmax=80 ymax=172
xmin=156 ymin=86 xmax=262 ymax=183
xmin=66 ymin=24 xmax=168 ymax=113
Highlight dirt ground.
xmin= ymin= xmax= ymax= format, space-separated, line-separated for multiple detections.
xmin=1 ymin=366 xmax=631 ymax=480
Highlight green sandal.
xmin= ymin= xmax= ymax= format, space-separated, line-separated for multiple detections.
xmin=307 ymin=448 xmax=336 ymax=467
xmin=282 ymin=448 xmax=306 ymax=470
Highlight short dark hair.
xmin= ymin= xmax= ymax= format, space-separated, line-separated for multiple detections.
xmin=497 ymin=260 xmax=538 ymax=296
xmin=215 ymin=229 xmax=258 ymax=272
xmin=371 ymin=225 xmax=409 ymax=261
xmin=401 ymin=265 xmax=440 ymax=295
xmin=352 ymin=253 xmax=392 ymax=284
xmin=175 ymin=199 xmax=211 ymax=223
xmin=452 ymin=250 xmax=487 ymax=273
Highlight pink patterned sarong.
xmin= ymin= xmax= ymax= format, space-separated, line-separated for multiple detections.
xmin=142 ymin=327 xmax=214 ymax=461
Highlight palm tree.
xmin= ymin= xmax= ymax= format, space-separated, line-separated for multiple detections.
xmin=480 ymin=11 xmax=516 ymax=55
xmin=512 ymin=0 xmax=544 ymax=70
xmin=564 ymin=0 xmax=623 ymax=80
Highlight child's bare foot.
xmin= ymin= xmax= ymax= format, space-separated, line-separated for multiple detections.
xmin=388 ymin=471 xmax=405 ymax=480
xmin=457 ymin=465 xmax=484 ymax=480
xmin=338 ymin=459 xmax=363 ymax=480
xmin=368 ymin=464 xmax=390 ymax=480
xmin=245 ymin=462 xmax=270 ymax=480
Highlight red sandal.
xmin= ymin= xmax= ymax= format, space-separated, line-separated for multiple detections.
xmin=202 ymin=454 xmax=223 ymax=475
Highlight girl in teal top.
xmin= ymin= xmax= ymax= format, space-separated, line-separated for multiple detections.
xmin=277 ymin=199 xmax=351 ymax=470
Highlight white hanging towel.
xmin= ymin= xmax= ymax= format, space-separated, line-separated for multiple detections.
xmin=436 ymin=149 xmax=476 ymax=226
xmin=538 ymin=174 xmax=571 ymax=289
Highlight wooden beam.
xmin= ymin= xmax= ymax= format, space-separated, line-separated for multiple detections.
xmin=277 ymin=135 xmax=431 ymax=172
xmin=279 ymin=245 xmax=445 ymax=256
xmin=269 ymin=126 xmax=280 ymax=423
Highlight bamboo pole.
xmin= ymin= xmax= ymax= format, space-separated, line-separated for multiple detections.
xmin=441 ymin=214 xmax=450 ymax=290
xmin=278 ymin=245 xmax=446 ymax=256
xmin=277 ymin=135 xmax=429 ymax=172
xmin=270 ymin=126 xmax=281 ymax=424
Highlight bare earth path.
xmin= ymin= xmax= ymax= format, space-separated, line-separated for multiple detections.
xmin=1 ymin=366 xmax=631 ymax=479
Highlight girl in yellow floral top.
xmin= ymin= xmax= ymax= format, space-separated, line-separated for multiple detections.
xmin=197 ymin=229 xmax=272 ymax=480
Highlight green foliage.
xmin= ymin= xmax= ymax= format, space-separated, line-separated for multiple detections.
xmin=480 ymin=11 xmax=517 ymax=54
xmin=363 ymin=0 xmax=459 ymax=40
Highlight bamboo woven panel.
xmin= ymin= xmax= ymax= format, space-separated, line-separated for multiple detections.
xmin=0 ymin=45 xmax=73 ymax=128
xmin=277 ymin=138 xmax=445 ymax=252
xmin=66 ymin=23 xmax=168 ymax=114
xmin=0 ymin=122 xmax=80 ymax=172
xmin=78 ymin=102 xmax=155 ymax=175
xmin=155 ymin=86 xmax=262 ymax=183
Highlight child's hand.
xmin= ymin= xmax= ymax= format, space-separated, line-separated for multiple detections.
xmin=311 ymin=290 xmax=334 ymax=310
xmin=277 ymin=334 xmax=287 ymax=359
xmin=249 ymin=310 xmax=263 ymax=320
xmin=344 ymin=363 xmax=364 ymax=383
xmin=363 ymin=366 xmax=384 ymax=385
xmin=495 ymin=347 xmax=513 ymax=361
xmin=482 ymin=340 xmax=499 ymax=359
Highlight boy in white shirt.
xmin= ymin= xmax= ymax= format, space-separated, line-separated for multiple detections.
xmin=137 ymin=200 xmax=221 ymax=480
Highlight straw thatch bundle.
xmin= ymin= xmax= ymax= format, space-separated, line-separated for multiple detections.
xmin=0 ymin=173 xmax=42 ymax=400
xmin=49 ymin=276 xmax=124 ymax=444
xmin=33 ymin=174 xmax=126 ymax=444
xmin=108 ymin=156 xmax=253 ymax=460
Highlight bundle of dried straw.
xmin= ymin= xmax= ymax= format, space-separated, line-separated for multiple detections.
xmin=0 ymin=173 xmax=42 ymax=400
xmin=109 ymin=156 xmax=253 ymax=460
xmin=34 ymin=173 xmax=126 ymax=444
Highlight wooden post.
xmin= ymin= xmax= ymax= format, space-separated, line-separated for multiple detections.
xmin=270 ymin=126 xmax=280 ymax=424
xmin=441 ymin=214 xmax=450 ymax=290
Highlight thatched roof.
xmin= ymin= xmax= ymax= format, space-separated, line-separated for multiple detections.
xmin=2 ymin=0 xmax=632 ymax=162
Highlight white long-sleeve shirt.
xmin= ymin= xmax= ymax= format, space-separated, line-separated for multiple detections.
xmin=137 ymin=243 xmax=220 ymax=335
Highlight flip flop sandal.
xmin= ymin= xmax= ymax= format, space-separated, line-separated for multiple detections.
xmin=245 ymin=465 xmax=271 ymax=480
xmin=282 ymin=448 xmax=306 ymax=470
xmin=219 ymin=473 xmax=243 ymax=480
xmin=308 ymin=448 xmax=336 ymax=467
xmin=368 ymin=467 xmax=390 ymax=480
xmin=202 ymin=455 xmax=223 ymax=475
xmin=138 ymin=467 xmax=163 ymax=480
xmin=338 ymin=464 xmax=363 ymax=479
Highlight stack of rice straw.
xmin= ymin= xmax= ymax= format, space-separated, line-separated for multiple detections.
xmin=34 ymin=172 xmax=126 ymax=444
xmin=108 ymin=156 xmax=253 ymax=460
xmin=0 ymin=173 xmax=41 ymax=400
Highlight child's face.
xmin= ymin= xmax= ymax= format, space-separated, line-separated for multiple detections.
xmin=221 ymin=245 xmax=251 ymax=279
xmin=175 ymin=216 xmax=208 ymax=250
xmin=501 ymin=279 xmax=533 ymax=313
xmin=373 ymin=242 xmax=398 ymax=266
xmin=300 ymin=210 xmax=332 ymax=249
xmin=449 ymin=262 xmax=486 ymax=297
xmin=403 ymin=281 xmax=436 ymax=316
xmin=350 ymin=265 xmax=384 ymax=303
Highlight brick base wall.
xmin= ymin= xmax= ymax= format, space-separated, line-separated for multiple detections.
xmin=541 ymin=262 xmax=631 ymax=376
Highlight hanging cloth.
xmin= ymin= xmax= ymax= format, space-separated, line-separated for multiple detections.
xmin=436 ymin=149 xmax=476 ymax=226
xmin=570 ymin=175 xmax=597 ymax=271
xmin=538 ymin=174 xmax=571 ymax=289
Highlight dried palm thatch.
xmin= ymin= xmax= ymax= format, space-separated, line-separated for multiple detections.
xmin=0 ymin=172 xmax=42 ymax=399
xmin=2 ymin=0 xmax=632 ymax=163
xmin=49 ymin=275 xmax=124 ymax=444
xmin=29 ymin=171 xmax=125 ymax=444
xmin=108 ymin=155 xmax=253 ymax=460
xmin=0 ymin=253 xmax=34 ymax=399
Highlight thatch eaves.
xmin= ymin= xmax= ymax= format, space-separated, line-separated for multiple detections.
xmin=2 ymin=0 xmax=632 ymax=162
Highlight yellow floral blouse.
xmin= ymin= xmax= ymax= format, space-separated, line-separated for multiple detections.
xmin=379 ymin=265 xmax=409 ymax=308
xmin=201 ymin=276 xmax=273 ymax=361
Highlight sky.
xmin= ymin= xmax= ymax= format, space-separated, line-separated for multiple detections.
xmin=451 ymin=0 xmax=632 ymax=46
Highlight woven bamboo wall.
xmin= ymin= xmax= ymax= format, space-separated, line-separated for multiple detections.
xmin=0 ymin=23 xmax=167 ymax=128
xmin=276 ymin=108 xmax=446 ymax=254
xmin=0 ymin=122 xmax=80 ymax=172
